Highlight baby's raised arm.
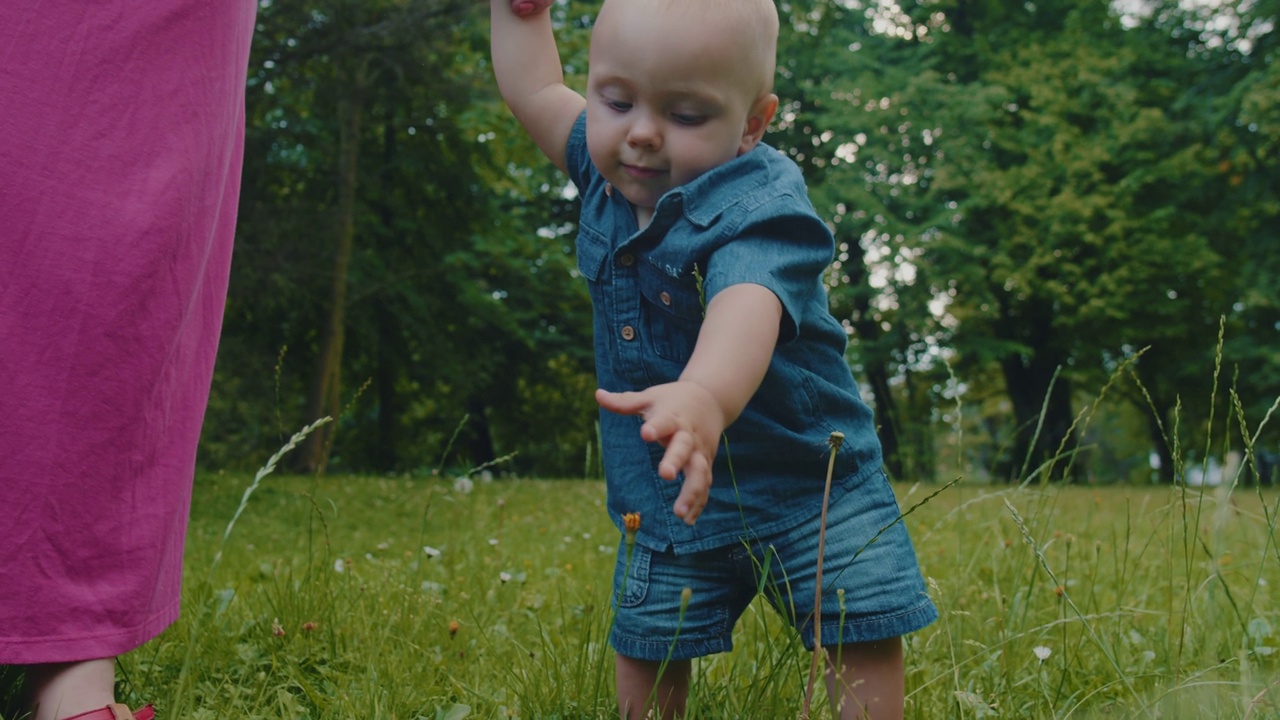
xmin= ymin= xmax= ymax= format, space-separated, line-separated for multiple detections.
xmin=490 ymin=0 xmax=586 ymax=173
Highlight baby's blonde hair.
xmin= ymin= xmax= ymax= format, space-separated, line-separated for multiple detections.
xmin=597 ymin=0 xmax=779 ymax=98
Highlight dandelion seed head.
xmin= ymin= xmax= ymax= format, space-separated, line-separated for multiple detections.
xmin=334 ymin=558 xmax=346 ymax=573
xmin=423 ymin=546 xmax=442 ymax=558
xmin=499 ymin=571 xmax=512 ymax=583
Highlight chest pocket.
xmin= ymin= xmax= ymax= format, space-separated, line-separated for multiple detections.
xmin=636 ymin=260 xmax=703 ymax=363
xmin=576 ymin=226 xmax=610 ymax=283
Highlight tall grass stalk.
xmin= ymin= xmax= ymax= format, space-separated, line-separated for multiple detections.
xmin=172 ymin=416 xmax=331 ymax=717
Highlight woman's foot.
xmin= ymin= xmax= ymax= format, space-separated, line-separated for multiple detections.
xmin=25 ymin=659 xmax=116 ymax=720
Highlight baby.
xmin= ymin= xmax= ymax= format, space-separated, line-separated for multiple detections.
xmin=489 ymin=0 xmax=937 ymax=717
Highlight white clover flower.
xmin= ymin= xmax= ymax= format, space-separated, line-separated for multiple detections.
xmin=488 ymin=538 xmax=499 ymax=547
xmin=499 ymin=572 xmax=512 ymax=584
xmin=453 ymin=476 xmax=475 ymax=494
xmin=423 ymin=546 xmax=442 ymax=558
xmin=1033 ymin=645 xmax=1052 ymax=662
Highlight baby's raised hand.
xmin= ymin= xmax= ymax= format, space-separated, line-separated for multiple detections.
xmin=596 ymin=382 xmax=726 ymax=525
xmin=510 ymin=0 xmax=553 ymax=16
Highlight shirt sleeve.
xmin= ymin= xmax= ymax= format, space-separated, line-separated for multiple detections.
xmin=701 ymin=200 xmax=834 ymax=345
xmin=564 ymin=111 xmax=591 ymax=192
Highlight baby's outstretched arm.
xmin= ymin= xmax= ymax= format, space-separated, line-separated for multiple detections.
xmin=490 ymin=0 xmax=585 ymax=172
xmin=596 ymin=284 xmax=782 ymax=524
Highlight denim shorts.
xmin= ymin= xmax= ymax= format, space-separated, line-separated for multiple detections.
xmin=608 ymin=472 xmax=938 ymax=662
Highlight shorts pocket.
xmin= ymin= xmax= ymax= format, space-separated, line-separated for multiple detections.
xmin=615 ymin=543 xmax=652 ymax=609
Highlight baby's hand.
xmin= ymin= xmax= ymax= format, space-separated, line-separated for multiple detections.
xmin=596 ymin=383 xmax=726 ymax=525
xmin=510 ymin=0 xmax=553 ymax=16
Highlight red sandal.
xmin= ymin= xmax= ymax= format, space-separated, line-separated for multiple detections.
xmin=62 ymin=704 xmax=155 ymax=720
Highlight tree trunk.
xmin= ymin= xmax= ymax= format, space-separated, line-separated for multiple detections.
xmin=1000 ymin=352 xmax=1078 ymax=482
xmin=994 ymin=298 xmax=1080 ymax=483
xmin=373 ymin=114 xmax=400 ymax=473
xmin=847 ymin=243 xmax=904 ymax=479
xmin=464 ymin=398 xmax=496 ymax=470
xmin=301 ymin=81 xmax=364 ymax=473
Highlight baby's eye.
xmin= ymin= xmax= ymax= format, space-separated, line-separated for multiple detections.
xmin=671 ymin=112 xmax=707 ymax=126
xmin=606 ymin=99 xmax=633 ymax=112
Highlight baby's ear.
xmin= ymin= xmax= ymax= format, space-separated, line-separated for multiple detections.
xmin=739 ymin=93 xmax=779 ymax=155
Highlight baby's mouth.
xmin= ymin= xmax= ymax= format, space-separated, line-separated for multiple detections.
xmin=622 ymin=164 xmax=663 ymax=180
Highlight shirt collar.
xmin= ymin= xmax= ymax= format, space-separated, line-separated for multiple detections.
xmin=659 ymin=142 xmax=782 ymax=228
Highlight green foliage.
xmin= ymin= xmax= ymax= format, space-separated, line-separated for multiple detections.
xmin=767 ymin=0 xmax=1280 ymax=481
xmin=201 ymin=0 xmax=1280 ymax=482
xmin=204 ymin=0 xmax=597 ymax=476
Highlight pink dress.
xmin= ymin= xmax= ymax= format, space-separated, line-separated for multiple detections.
xmin=0 ymin=1 xmax=256 ymax=663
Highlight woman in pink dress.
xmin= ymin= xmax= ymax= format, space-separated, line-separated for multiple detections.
xmin=0 ymin=2 xmax=257 ymax=718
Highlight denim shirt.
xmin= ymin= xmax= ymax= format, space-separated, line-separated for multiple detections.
xmin=566 ymin=113 xmax=884 ymax=554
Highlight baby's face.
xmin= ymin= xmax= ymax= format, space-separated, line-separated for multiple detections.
xmin=585 ymin=1 xmax=773 ymax=225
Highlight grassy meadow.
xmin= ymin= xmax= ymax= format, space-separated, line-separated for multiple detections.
xmin=15 ymin=452 xmax=1275 ymax=719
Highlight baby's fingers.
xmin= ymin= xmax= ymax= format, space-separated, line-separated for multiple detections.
xmin=656 ymin=430 xmax=695 ymax=481
xmin=510 ymin=0 xmax=553 ymax=17
xmin=595 ymin=388 xmax=648 ymax=417
xmin=673 ymin=451 xmax=712 ymax=525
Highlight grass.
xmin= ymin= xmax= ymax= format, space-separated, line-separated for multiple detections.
xmin=5 ymin=329 xmax=1278 ymax=718
xmin=6 ymin=465 xmax=1268 ymax=719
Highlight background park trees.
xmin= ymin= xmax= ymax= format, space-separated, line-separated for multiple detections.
xmin=201 ymin=0 xmax=1279 ymax=483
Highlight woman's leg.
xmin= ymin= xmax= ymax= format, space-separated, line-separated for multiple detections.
xmin=25 ymin=659 xmax=115 ymax=720
xmin=823 ymin=637 xmax=904 ymax=720
xmin=616 ymin=653 xmax=691 ymax=720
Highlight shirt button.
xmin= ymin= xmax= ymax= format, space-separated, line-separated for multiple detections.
xmin=618 ymin=253 xmax=635 ymax=267
xmin=659 ymin=291 xmax=672 ymax=306
xmin=620 ymin=326 xmax=636 ymax=341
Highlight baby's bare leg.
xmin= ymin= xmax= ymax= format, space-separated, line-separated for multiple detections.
xmin=823 ymin=637 xmax=905 ymax=720
xmin=615 ymin=654 xmax=691 ymax=720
